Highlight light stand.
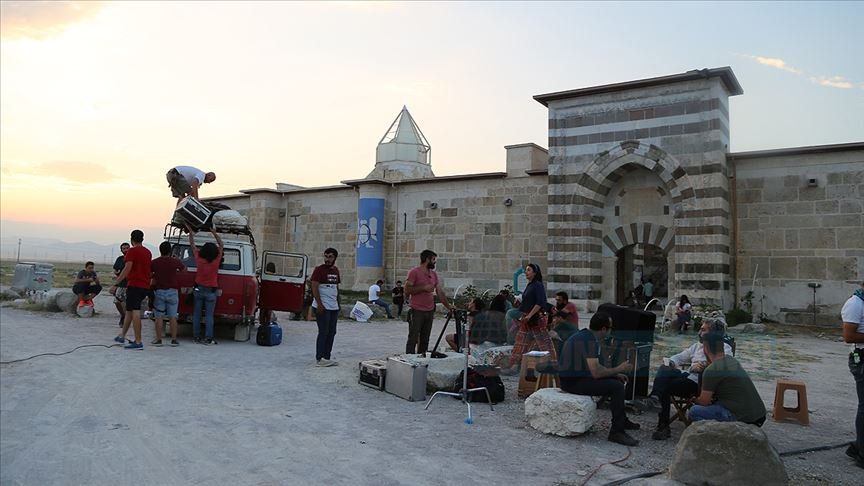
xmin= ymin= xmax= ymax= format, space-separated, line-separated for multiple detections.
xmin=807 ymin=282 xmax=821 ymax=326
xmin=424 ymin=309 xmax=494 ymax=423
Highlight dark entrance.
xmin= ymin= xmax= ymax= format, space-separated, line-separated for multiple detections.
xmin=616 ymin=244 xmax=667 ymax=306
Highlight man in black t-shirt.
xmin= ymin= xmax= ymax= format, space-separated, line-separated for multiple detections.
xmin=110 ymin=242 xmax=130 ymax=327
xmin=72 ymin=261 xmax=102 ymax=304
xmin=558 ymin=312 xmax=640 ymax=446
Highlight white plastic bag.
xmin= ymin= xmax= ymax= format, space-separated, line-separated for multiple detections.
xmin=350 ymin=301 xmax=374 ymax=322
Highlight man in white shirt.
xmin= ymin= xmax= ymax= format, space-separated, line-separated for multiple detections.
xmin=841 ymin=281 xmax=864 ymax=468
xmin=368 ymin=279 xmax=394 ymax=319
xmin=650 ymin=318 xmax=733 ymax=440
xmin=166 ymin=165 xmax=216 ymax=199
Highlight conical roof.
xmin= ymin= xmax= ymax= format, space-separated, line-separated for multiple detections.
xmin=368 ymin=106 xmax=434 ymax=181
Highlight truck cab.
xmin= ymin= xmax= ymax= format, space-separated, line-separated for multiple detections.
xmin=164 ymin=224 xmax=308 ymax=340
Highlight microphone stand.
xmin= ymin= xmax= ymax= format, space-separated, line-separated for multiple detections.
xmin=424 ymin=309 xmax=494 ymax=424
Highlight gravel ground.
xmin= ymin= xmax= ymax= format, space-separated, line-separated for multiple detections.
xmin=1 ymin=294 xmax=861 ymax=485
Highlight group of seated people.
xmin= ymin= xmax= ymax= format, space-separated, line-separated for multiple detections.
xmin=556 ymin=311 xmax=766 ymax=446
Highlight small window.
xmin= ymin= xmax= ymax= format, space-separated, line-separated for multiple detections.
xmin=614 ymin=206 xmax=620 ymax=216
xmin=664 ymin=205 xmax=669 ymax=215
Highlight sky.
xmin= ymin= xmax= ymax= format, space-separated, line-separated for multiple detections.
xmin=1 ymin=0 xmax=862 ymax=249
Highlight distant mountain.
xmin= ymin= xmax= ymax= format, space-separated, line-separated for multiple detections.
xmin=0 ymin=235 xmax=158 ymax=264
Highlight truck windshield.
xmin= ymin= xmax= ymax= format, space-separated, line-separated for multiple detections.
xmin=172 ymin=244 xmax=241 ymax=271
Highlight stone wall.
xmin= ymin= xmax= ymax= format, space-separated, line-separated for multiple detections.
xmin=732 ymin=147 xmax=864 ymax=322
xmin=543 ymin=76 xmax=736 ymax=307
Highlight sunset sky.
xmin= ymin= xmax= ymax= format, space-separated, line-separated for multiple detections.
xmin=1 ymin=1 xmax=862 ymax=248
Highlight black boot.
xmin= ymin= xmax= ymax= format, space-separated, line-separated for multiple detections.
xmin=652 ymin=417 xmax=671 ymax=440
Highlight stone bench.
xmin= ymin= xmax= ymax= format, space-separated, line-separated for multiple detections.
xmin=524 ymin=388 xmax=597 ymax=437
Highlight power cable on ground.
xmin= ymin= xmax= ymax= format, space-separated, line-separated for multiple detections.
xmin=0 ymin=343 xmax=123 ymax=365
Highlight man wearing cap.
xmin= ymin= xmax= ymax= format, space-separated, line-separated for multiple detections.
xmin=166 ymin=165 xmax=216 ymax=200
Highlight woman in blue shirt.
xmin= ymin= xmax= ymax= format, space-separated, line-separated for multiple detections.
xmin=502 ymin=263 xmax=557 ymax=375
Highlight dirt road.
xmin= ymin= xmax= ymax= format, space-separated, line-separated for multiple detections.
xmin=1 ymin=297 xmax=861 ymax=485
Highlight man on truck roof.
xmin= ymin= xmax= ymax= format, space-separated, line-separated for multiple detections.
xmin=166 ymin=165 xmax=216 ymax=200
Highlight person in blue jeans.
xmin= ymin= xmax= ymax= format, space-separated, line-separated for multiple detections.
xmin=310 ymin=248 xmax=341 ymax=367
xmin=841 ymin=282 xmax=864 ymax=468
xmin=368 ymin=279 xmax=394 ymax=319
xmin=187 ymin=225 xmax=223 ymax=345
xmin=689 ymin=332 xmax=766 ymax=426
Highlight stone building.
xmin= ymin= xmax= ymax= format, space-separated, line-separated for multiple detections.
xmin=207 ymin=67 xmax=863 ymax=323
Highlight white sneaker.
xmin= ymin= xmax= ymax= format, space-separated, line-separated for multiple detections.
xmin=317 ymin=358 xmax=337 ymax=367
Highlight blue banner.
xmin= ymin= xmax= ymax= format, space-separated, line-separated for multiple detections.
xmin=357 ymin=198 xmax=384 ymax=268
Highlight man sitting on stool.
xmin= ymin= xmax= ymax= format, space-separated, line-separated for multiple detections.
xmin=650 ymin=318 xmax=732 ymax=440
xmin=558 ymin=312 xmax=641 ymax=446
xmin=72 ymin=261 xmax=102 ymax=305
xmin=688 ymin=331 xmax=766 ymax=426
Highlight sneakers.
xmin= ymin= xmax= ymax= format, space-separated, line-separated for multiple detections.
xmin=316 ymin=359 xmax=338 ymax=367
xmin=623 ymin=419 xmax=641 ymax=431
xmin=193 ymin=337 xmax=202 ymax=344
xmin=151 ymin=339 xmax=163 ymax=346
xmin=608 ymin=430 xmax=639 ymax=446
xmin=113 ymin=336 xmax=126 ymax=344
xmin=204 ymin=338 xmax=217 ymax=346
xmin=124 ymin=342 xmax=143 ymax=350
xmin=846 ymin=444 xmax=864 ymax=468
xmin=652 ymin=426 xmax=671 ymax=440
xmin=170 ymin=340 xmax=179 ymax=347
xmin=143 ymin=311 xmax=155 ymax=320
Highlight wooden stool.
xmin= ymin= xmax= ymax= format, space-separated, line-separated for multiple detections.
xmin=535 ymin=369 xmax=559 ymax=392
xmin=517 ymin=354 xmax=550 ymax=399
xmin=772 ymin=379 xmax=809 ymax=426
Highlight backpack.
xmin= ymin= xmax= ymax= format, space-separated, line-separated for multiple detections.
xmin=453 ymin=367 xmax=505 ymax=403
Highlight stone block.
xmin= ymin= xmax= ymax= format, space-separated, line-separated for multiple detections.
xmin=769 ymin=257 xmax=797 ymax=279
xmin=1 ymin=287 xmax=22 ymax=300
xmin=524 ymin=388 xmax=597 ymax=437
xmin=76 ymin=303 xmax=95 ymax=318
xmin=784 ymin=230 xmax=799 ymax=249
xmin=821 ymin=214 xmax=861 ymax=227
xmin=477 ymin=345 xmax=513 ymax=368
xmin=798 ymin=187 xmax=825 ymax=201
xmin=827 ymin=184 xmax=855 ymax=199
xmin=737 ymin=189 xmax=761 ymax=204
xmin=464 ymin=234 xmax=483 ymax=252
xmin=54 ymin=291 xmax=79 ymax=313
xmin=764 ymin=230 xmax=784 ymax=249
xmin=669 ymin=421 xmax=787 ymax=486
xmin=762 ymin=187 xmax=798 ymax=203
xmin=798 ymin=257 xmax=826 ymax=279
xmin=814 ymin=200 xmax=838 ymax=214
xmin=739 ymin=218 xmax=759 ymax=231
xmin=840 ymin=199 xmax=863 ymax=214
xmin=799 ymin=229 xmax=836 ymax=249
xmin=826 ymin=257 xmax=858 ymax=281
xmin=785 ymin=201 xmax=813 ymax=215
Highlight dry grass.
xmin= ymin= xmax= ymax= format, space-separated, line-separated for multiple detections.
xmin=1 ymin=259 xmax=116 ymax=290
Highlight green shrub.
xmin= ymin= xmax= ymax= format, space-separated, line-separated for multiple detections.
xmin=725 ymin=308 xmax=753 ymax=327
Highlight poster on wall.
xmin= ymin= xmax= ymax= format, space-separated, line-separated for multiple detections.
xmin=357 ymin=198 xmax=384 ymax=268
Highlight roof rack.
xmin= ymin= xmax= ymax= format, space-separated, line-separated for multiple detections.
xmin=163 ymin=221 xmax=256 ymax=247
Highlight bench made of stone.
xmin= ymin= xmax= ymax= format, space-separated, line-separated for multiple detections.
xmin=524 ymin=388 xmax=597 ymax=437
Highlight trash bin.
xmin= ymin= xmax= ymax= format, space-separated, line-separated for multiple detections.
xmin=12 ymin=262 xmax=55 ymax=292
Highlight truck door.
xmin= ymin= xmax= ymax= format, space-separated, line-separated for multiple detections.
xmin=259 ymin=251 xmax=308 ymax=313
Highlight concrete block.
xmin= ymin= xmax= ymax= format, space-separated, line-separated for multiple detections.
xmin=762 ymin=187 xmax=798 ymax=203
xmin=840 ymin=199 xmax=863 ymax=214
xmin=798 ymin=257 xmax=826 ymax=279
xmin=784 ymin=230 xmax=799 ymax=249
xmin=826 ymin=257 xmax=858 ymax=281
xmin=524 ymin=388 xmax=597 ymax=437
xmin=821 ymin=214 xmax=861 ymax=227
xmin=799 ymin=229 xmax=836 ymax=249
xmin=814 ymin=200 xmax=839 ymax=214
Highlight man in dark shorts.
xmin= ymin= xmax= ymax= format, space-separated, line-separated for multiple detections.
xmin=112 ymin=230 xmax=152 ymax=350
xmin=71 ymin=261 xmax=102 ymax=304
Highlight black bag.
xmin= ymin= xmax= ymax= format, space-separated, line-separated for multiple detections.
xmin=453 ymin=367 xmax=505 ymax=403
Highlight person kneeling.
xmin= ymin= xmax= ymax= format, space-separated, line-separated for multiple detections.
xmin=558 ymin=312 xmax=641 ymax=446
xmin=688 ymin=331 xmax=766 ymax=426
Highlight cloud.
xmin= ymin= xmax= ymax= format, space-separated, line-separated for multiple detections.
xmin=810 ymin=76 xmax=854 ymax=89
xmin=740 ymin=53 xmax=862 ymax=90
xmin=745 ymin=55 xmax=800 ymax=74
xmin=0 ymin=1 xmax=104 ymax=39
xmin=26 ymin=161 xmax=117 ymax=184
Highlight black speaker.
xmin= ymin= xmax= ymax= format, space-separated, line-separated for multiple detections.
xmin=596 ymin=303 xmax=656 ymax=343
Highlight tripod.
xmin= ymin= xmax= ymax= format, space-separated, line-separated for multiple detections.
xmin=424 ymin=309 xmax=494 ymax=424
